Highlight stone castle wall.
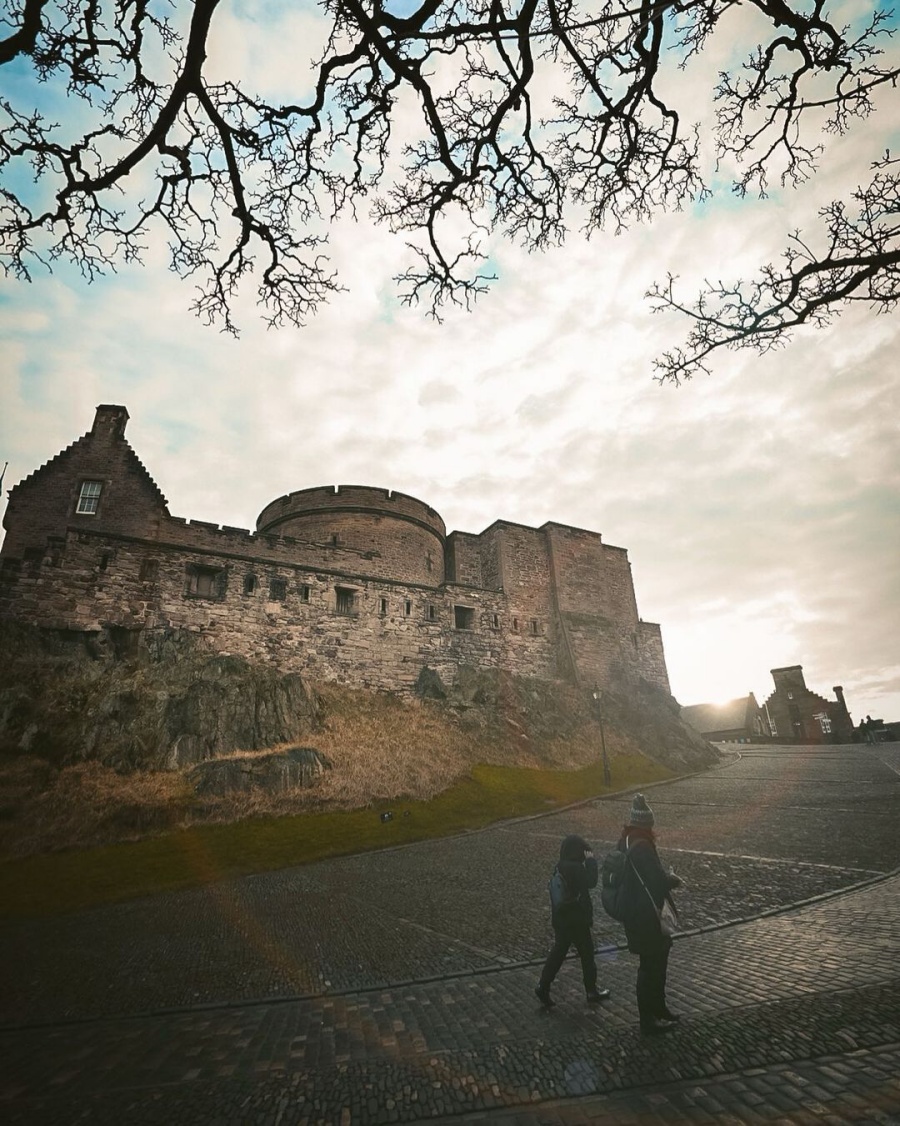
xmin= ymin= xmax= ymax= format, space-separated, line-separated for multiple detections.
xmin=0 ymin=405 xmax=670 ymax=696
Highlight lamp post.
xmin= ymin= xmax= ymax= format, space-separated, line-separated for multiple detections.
xmin=592 ymin=687 xmax=612 ymax=788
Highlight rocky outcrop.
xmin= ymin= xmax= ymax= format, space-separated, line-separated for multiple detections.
xmin=0 ymin=622 xmax=321 ymax=770
xmin=416 ymin=663 xmax=719 ymax=774
xmin=188 ymin=746 xmax=331 ymax=796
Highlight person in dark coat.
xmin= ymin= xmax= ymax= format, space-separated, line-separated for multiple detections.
xmin=617 ymin=794 xmax=683 ymax=1035
xmin=535 ymin=834 xmax=611 ymax=1007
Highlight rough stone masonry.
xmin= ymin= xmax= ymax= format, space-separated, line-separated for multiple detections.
xmin=0 ymin=405 xmax=670 ymax=697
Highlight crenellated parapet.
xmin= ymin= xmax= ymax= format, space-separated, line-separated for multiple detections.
xmin=256 ymin=485 xmax=446 ymax=586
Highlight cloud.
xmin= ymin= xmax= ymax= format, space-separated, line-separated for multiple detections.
xmin=1 ymin=0 xmax=898 ymax=724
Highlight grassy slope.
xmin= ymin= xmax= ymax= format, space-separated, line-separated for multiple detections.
xmin=0 ymin=753 xmax=671 ymax=918
xmin=0 ymin=661 xmax=706 ymax=918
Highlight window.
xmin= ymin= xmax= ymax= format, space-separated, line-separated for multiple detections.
xmin=243 ymin=574 xmax=258 ymax=595
xmin=491 ymin=613 xmax=500 ymax=630
xmin=139 ymin=559 xmax=159 ymax=582
xmin=76 ymin=480 xmax=103 ymax=515
xmin=512 ymin=618 xmax=519 ymax=632
xmin=299 ymin=584 xmax=310 ymax=602
xmin=0 ymin=558 xmax=21 ymax=584
xmin=331 ymin=533 xmax=340 ymax=546
xmin=336 ymin=587 xmax=356 ymax=615
xmin=454 ymin=605 xmax=475 ymax=630
xmin=98 ymin=552 xmax=111 ymax=572
xmin=269 ymin=578 xmax=287 ymax=601
xmin=405 ymin=600 xmax=412 ymax=617
xmin=380 ymin=597 xmax=388 ymax=616
xmin=427 ymin=604 xmax=437 ymax=621
xmin=186 ymin=565 xmax=225 ymax=599
xmin=530 ymin=619 xmax=540 ymax=635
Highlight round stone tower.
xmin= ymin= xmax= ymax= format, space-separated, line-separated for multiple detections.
xmin=256 ymin=486 xmax=446 ymax=585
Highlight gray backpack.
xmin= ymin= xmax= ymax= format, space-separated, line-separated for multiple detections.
xmin=599 ymin=847 xmax=629 ymax=921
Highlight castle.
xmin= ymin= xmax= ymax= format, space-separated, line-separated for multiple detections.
xmin=0 ymin=405 xmax=670 ymax=696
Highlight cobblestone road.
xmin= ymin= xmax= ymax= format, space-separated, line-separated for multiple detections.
xmin=2 ymin=743 xmax=899 ymax=1124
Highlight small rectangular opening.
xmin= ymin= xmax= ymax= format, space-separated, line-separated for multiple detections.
xmin=491 ymin=613 xmax=500 ymax=630
xmin=380 ymin=598 xmax=388 ymax=616
xmin=405 ymin=600 xmax=412 ymax=617
xmin=300 ymin=584 xmax=310 ymax=602
xmin=269 ymin=577 xmax=287 ymax=601
xmin=139 ymin=559 xmax=159 ymax=583
xmin=512 ymin=618 xmax=519 ymax=632
xmin=454 ymin=605 xmax=475 ymax=631
xmin=187 ymin=564 xmax=225 ymax=599
xmin=0 ymin=559 xmax=22 ymax=584
xmin=427 ymin=604 xmax=436 ymax=621
xmin=336 ymin=587 xmax=355 ymax=615
xmin=530 ymin=619 xmax=539 ymax=635
xmin=243 ymin=574 xmax=258 ymax=595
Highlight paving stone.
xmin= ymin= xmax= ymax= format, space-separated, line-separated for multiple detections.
xmin=1 ymin=745 xmax=900 ymax=1125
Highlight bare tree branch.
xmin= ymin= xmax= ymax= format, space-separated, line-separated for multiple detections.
xmin=0 ymin=0 xmax=897 ymax=356
xmin=649 ymin=158 xmax=900 ymax=382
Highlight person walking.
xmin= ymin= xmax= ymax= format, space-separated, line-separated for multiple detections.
xmin=535 ymin=834 xmax=611 ymax=1007
xmin=617 ymin=793 xmax=683 ymax=1035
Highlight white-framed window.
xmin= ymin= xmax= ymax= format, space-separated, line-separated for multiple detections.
xmin=76 ymin=480 xmax=103 ymax=514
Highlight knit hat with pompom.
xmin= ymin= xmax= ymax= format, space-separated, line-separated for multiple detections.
xmin=628 ymin=793 xmax=655 ymax=828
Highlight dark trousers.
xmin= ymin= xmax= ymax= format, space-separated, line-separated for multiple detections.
xmin=539 ymin=920 xmax=597 ymax=992
xmin=636 ymin=934 xmax=672 ymax=1023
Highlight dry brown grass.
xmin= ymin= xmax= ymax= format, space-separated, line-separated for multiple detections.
xmin=0 ymin=680 xmax=643 ymax=857
xmin=0 ymin=758 xmax=192 ymax=856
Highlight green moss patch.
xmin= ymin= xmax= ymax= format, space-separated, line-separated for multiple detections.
xmin=0 ymin=754 xmax=670 ymax=918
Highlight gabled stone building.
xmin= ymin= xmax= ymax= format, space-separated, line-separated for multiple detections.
xmin=683 ymin=668 xmax=855 ymax=744
xmin=681 ymin=694 xmax=766 ymax=743
xmin=0 ymin=405 xmax=670 ymax=696
xmin=763 ymin=666 xmax=854 ymax=743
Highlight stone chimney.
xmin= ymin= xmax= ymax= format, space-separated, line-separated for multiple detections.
xmin=91 ymin=404 xmax=129 ymax=440
xmin=833 ymin=686 xmax=850 ymax=716
xmin=771 ymin=665 xmax=807 ymax=694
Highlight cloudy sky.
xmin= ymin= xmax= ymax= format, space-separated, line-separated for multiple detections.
xmin=2 ymin=1 xmax=899 ymax=724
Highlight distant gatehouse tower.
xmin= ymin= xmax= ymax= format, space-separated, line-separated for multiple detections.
xmin=0 ymin=405 xmax=670 ymax=695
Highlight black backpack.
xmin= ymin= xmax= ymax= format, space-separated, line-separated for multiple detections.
xmin=599 ymin=847 xmax=629 ymax=921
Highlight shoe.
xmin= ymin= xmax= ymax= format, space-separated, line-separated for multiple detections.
xmin=534 ymin=986 xmax=555 ymax=1008
xmin=640 ymin=1017 xmax=675 ymax=1036
xmin=660 ymin=1008 xmax=681 ymax=1022
xmin=585 ymin=988 xmax=610 ymax=1003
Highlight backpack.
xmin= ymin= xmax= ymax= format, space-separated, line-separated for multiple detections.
xmin=599 ymin=847 xmax=629 ymax=921
xmin=548 ymin=867 xmax=578 ymax=913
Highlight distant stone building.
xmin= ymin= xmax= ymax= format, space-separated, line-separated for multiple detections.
xmin=763 ymin=666 xmax=854 ymax=743
xmin=0 ymin=405 xmax=671 ymax=696
xmin=684 ymin=667 xmax=855 ymax=744
xmin=681 ymin=694 xmax=766 ymax=743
